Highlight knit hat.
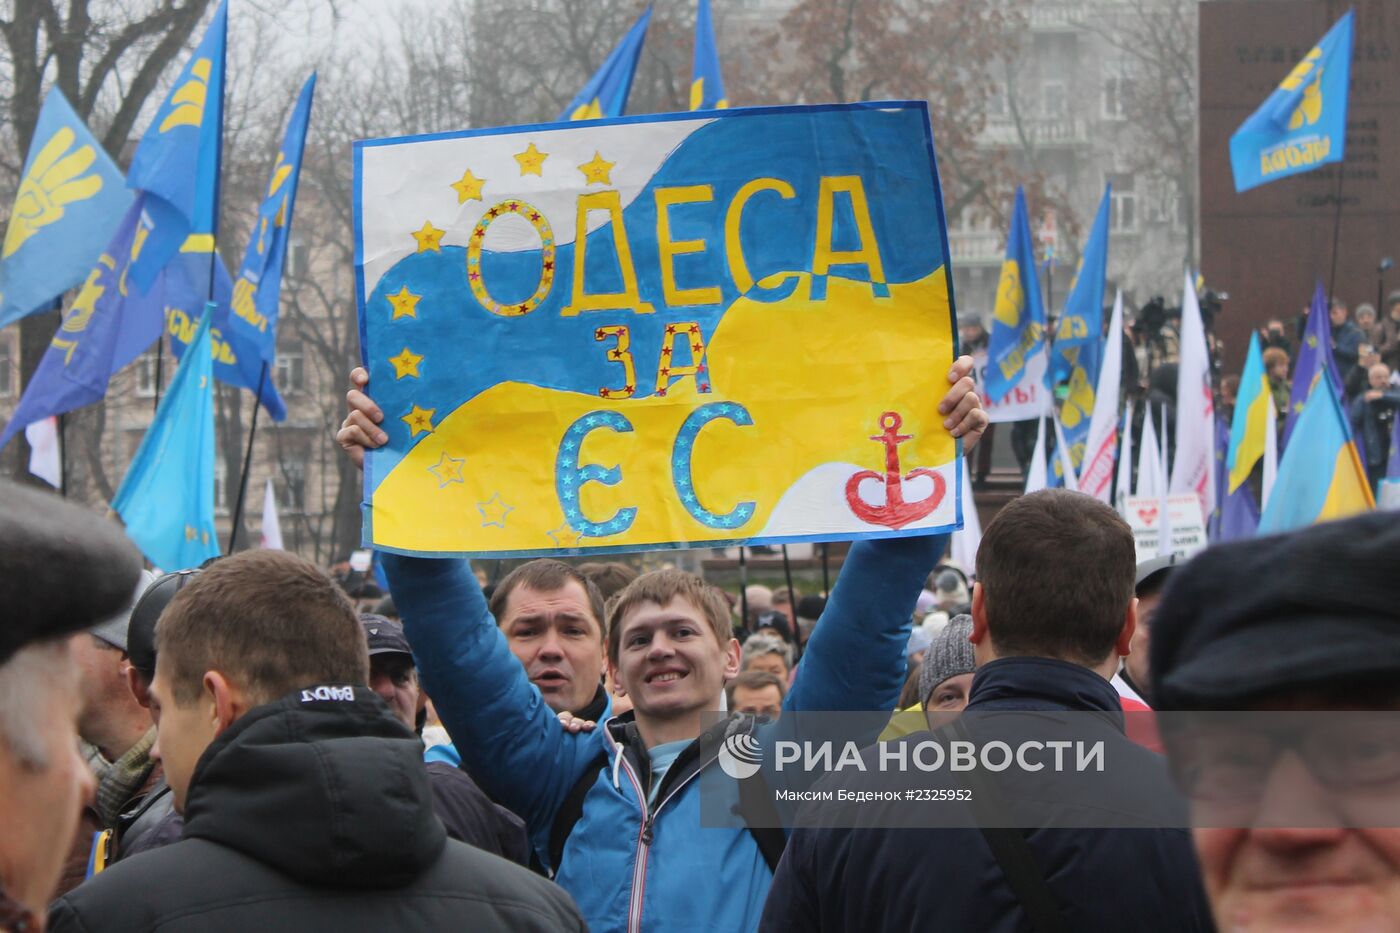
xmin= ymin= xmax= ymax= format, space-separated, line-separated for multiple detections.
xmin=0 ymin=481 xmax=143 ymax=667
xmin=919 ymin=614 xmax=976 ymax=706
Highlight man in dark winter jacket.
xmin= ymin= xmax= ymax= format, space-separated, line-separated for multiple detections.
xmin=760 ymin=490 xmax=1213 ymax=932
xmin=49 ymin=550 xmax=583 ymax=933
xmin=362 ymin=614 xmax=529 ymax=863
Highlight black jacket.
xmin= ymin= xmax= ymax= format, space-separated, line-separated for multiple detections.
xmin=760 ymin=658 xmax=1213 ymax=932
xmin=49 ymin=685 xmax=583 ymax=932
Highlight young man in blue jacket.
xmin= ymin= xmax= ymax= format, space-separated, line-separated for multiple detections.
xmin=337 ymin=358 xmax=987 ymax=933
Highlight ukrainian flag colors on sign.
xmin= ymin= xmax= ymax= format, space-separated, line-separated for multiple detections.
xmin=354 ymin=102 xmax=962 ymax=557
xmin=1229 ymin=9 xmax=1353 ymax=193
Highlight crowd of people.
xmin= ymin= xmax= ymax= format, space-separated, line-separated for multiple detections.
xmin=1 ymin=349 xmax=1396 ymax=933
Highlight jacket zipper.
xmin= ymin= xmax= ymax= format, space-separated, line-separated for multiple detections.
xmin=610 ymin=726 xmax=733 ymax=933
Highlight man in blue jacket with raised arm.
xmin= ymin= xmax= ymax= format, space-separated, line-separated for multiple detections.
xmin=337 ymin=358 xmax=987 ymax=933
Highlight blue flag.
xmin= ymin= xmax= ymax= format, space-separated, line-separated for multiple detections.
xmin=558 ymin=7 xmax=651 ymax=121
xmin=0 ymin=197 xmax=167 ymax=450
xmin=167 ymin=75 xmax=315 ymax=421
xmin=1284 ymin=281 xmax=1345 ymax=448
xmin=126 ymin=0 xmax=227 ymax=291
xmin=114 ymin=303 xmax=220 ymax=570
xmin=0 ymin=89 xmax=131 ymax=329
xmin=690 ymin=0 xmax=727 ymax=111
xmin=983 ymin=187 xmax=1046 ymax=405
xmin=1230 ymin=10 xmax=1353 ymax=193
xmin=165 ymin=247 xmax=287 ymax=420
xmin=1050 ymin=185 xmax=1111 ymax=475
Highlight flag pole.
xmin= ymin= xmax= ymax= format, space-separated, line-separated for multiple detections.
xmin=1326 ymin=165 xmax=1346 ymax=307
xmin=780 ymin=544 xmax=797 ymax=626
xmin=820 ymin=542 xmax=830 ymax=597
xmin=152 ymin=336 xmax=164 ymax=413
xmin=226 ymin=362 xmax=268 ymax=552
xmin=57 ymin=412 xmax=67 ymax=499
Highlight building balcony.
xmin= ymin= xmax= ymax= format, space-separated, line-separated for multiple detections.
xmin=948 ymin=231 xmax=1005 ymax=265
xmin=1028 ymin=4 xmax=1088 ymax=32
xmin=978 ymin=116 xmax=1089 ymax=149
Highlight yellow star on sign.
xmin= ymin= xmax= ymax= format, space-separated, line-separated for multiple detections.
xmin=451 ymin=169 xmax=485 ymax=204
xmin=546 ymin=522 xmax=585 ymax=549
xmin=578 ymin=151 xmax=615 ymax=186
xmin=412 ymin=220 xmax=445 ymax=253
xmin=514 ymin=142 xmax=548 ymax=177
xmin=428 ymin=452 xmax=467 ymax=488
xmin=402 ymin=403 xmax=436 ymax=437
xmin=387 ymin=285 xmax=421 ymax=320
xmin=389 ymin=347 xmax=424 ymax=379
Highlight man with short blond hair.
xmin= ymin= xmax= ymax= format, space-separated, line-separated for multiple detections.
xmin=49 ymin=550 xmax=583 ymax=933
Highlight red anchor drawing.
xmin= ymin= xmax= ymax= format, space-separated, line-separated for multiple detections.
xmin=845 ymin=412 xmax=946 ymax=529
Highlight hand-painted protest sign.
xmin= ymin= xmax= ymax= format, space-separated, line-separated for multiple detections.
xmin=354 ymin=102 xmax=960 ymax=557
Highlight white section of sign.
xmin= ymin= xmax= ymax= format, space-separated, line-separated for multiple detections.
xmin=1124 ymin=494 xmax=1207 ymax=562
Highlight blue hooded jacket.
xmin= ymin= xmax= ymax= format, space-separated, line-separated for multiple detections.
xmin=383 ymin=532 xmax=942 ymax=933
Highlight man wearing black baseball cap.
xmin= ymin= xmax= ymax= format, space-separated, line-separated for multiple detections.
xmin=0 ymin=481 xmax=142 ymax=930
xmin=1152 ymin=511 xmax=1400 ymax=932
xmin=361 ymin=614 xmax=528 ymax=864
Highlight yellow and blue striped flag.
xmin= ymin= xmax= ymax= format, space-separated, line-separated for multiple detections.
xmin=558 ymin=7 xmax=651 ymax=121
xmin=690 ymin=0 xmax=727 ymax=110
xmin=113 ymin=304 xmax=220 ymax=570
xmin=1258 ymin=372 xmax=1373 ymax=534
xmin=1227 ymin=332 xmax=1270 ymax=492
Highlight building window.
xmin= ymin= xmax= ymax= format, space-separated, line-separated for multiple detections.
xmin=1102 ymin=74 xmax=1132 ymax=120
xmin=1042 ymin=80 xmax=1067 ymax=118
xmin=987 ymin=81 xmax=1009 ymax=120
xmin=214 ymin=458 xmax=229 ymax=516
xmin=275 ymin=342 xmax=305 ymax=393
xmin=280 ymin=459 xmax=307 ymax=511
xmin=287 ymin=233 xmax=309 ymax=281
xmin=1108 ymin=173 xmax=1137 ymax=233
xmin=134 ymin=351 xmax=158 ymax=398
xmin=0 ymin=340 xmax=13 ymax=398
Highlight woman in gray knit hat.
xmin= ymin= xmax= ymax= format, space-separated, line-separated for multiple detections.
xmin=918 ymin=614 xmax=976 ymax=730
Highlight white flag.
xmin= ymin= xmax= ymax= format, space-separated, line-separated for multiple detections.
xmin=1079 ymin=291 xmax=1124 ymax=502
xmin=1158 ymin=405 xmax=1175 ymax=557
xmin=1262 ymin=392 xmax=1278 ymax=510
xmin=24 ymin=417 xmax=61 ymax=489
xmin=260 ymin=479 xmax=284 ymax=550
xmin=1052 ymin=415 xmax=1080 ymax=492
xmin=1116 ymin=399 xmax=1135 ymax=512
xmin=1170 ymin=270 xmax=1216 ymax=520
xmin=1136 ymin=404 xmax=1164 ymax=499
xmin=951 ymin=457 xmax=982 ymax=569
xmin=1025 ymin=417 xmax=1048 ymax=494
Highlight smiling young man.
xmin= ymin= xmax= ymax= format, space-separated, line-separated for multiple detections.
xmin=1152 ymin=510 xmax=1400 ymax=933
xmin=356 ymin=358 xmax=986 ymax=933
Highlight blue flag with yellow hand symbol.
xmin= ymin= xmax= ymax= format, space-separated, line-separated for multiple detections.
xmin=0 ymin=88 xmax=131 ymax=329
xmin=983 ymin=187 xmax=1046 ymax=405
xmin=0 ymin=197 xmax=170 ymax=451
xmin=1050 ymin=185 xmax=1110 ymax=476
xmin=126 ymin=0 xmax=227 ymax=292
xmin=690 ymin=0 xmax=727 ymax=111
xmin=168 ymin=75 xmax=315 ymax=420
xmin=1230 ymin=10 xmax=1353 ymax=193
xmin=558 ymin=6 xmax=650 ymax=121
xmin=114 ymin=304 xmax=221 ymax=570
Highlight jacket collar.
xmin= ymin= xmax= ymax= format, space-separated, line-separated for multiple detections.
xmin=968 ymin=657 xmax=1123 ymax=716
